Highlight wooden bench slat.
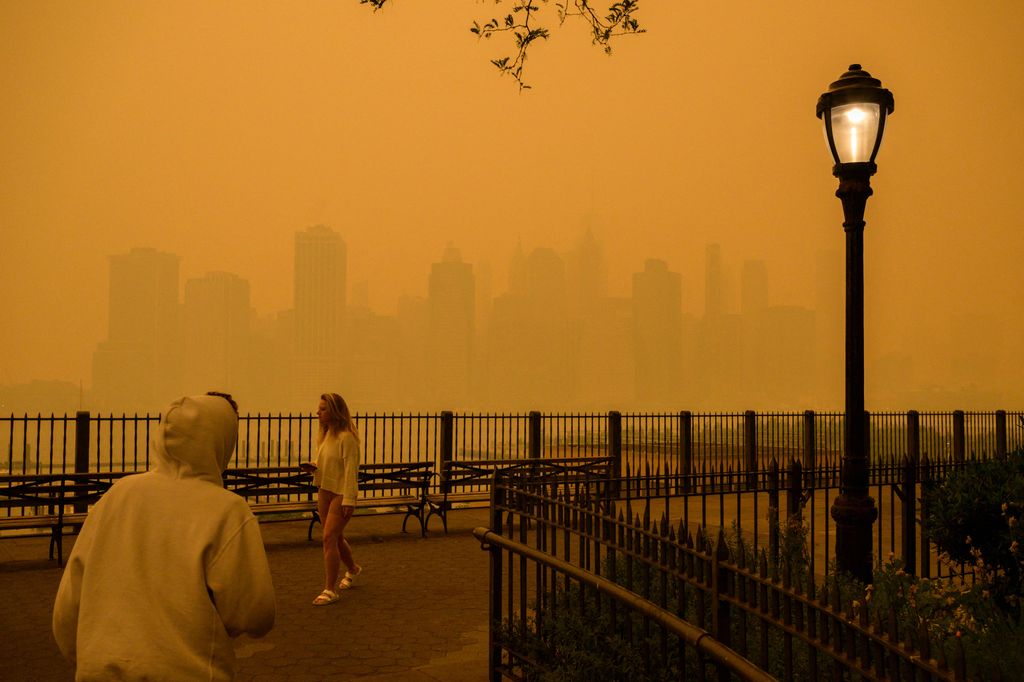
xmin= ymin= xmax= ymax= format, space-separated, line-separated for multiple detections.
xmin=224 ymin=461 xmax=434 ymax=538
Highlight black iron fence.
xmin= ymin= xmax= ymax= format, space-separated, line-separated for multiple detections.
xmin=4 ymin=409 xmax=1020 ymax=480
xmin=480 ymin=469 xmax=971 ymax=681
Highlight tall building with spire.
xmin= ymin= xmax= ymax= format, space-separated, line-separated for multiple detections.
xmin=291 ymin=225 xmax=346 ymax=409
xmin=427 ymin=245 xmax=475 ymax=408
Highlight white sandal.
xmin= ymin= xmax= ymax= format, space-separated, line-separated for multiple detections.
xmin=313 ymin=589 xmax=339 ymax=606
xmin=338 ymin=565 xmax=362 ymax=590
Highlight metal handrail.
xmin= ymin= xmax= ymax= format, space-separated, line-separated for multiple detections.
xmin=473 ymin=527 xmax=777 ymax=682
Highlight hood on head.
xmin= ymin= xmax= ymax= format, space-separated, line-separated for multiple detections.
xmin=151 ymin=395 xmax=238 ymax=485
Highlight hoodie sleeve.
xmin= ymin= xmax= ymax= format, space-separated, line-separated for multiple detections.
xmin=340 ymin=433 xmax=360 ymax=504
xmin=52 ymin=512 xmax=96 ymax=661
xmin=206 ymin=516 xmax=276 ymax=639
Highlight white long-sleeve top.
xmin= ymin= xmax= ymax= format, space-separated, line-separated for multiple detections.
xmin=313 ymin=431 xmax=360 ymax=502
xmin=53 ymin=395 xmax=276 ymax=681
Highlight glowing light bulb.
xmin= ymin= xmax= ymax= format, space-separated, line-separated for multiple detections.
xmin=846 ymin=107 xmax=867 ymax=124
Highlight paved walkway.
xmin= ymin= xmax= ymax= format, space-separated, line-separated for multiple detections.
xmin=0 ymin=508 xmax=492 ymax=681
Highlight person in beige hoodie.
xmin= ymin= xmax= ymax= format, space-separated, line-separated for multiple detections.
xmin=53 ymin=393 xmax=276 ymax=681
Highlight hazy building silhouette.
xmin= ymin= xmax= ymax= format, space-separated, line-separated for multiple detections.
xmin=485 ymin=247 xmax=570 ymax=409
xmin=291 ymin=225 xmax=346 ymax=408
xmin=632 ymin=259 xmax=682 ymax=408
xmin=568 ymin=228 xmax=608 ymax=319
xmin=344 ymin=303 xmax=402 ymax=411
xmin=182 ymin=271 xmax=251 ymax=397
xmin=426 ymin=245 xmax=475 ymax=409
xmin=697 ymin=244 xmax=742 ymax=407
xmin=0 ymin=380 xmax=82 ymax=416
xmin=705 ymin=243 xmax=727 ymax=320
xmin=571 ymin=297 xmax=633 ymax=410
xmin=565 ymin=228 xmax=631 ymax=408
xmin=91 ymin=247 xmax=182 ymax=411
xmin=247 ymin=310 xmax=292 ymax=412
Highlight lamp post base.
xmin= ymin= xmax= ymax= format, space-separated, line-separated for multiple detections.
xmin=830 ymin=492 xmax=878 ymax=584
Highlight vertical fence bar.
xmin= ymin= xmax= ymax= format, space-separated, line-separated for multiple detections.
xmin=488 ymin=475 xmax=504 ymax=682
xmin=904 ymin=410 xmax=921 ymax=575
xmin=608 ymin=411 xmax=622 ymax=477
xmin=952 ymin=410 xmax=965 ymax=464
xmin=74 ymin=411 xmax=91 ymax=513
xmin=744 ymin=411 xmax=757 ymax=487
xmin=680 ymin=411 xmax=692 ymax=493
xmin=74 ymin=411 xmax=90 ymax=475
xmin=787 ymin=459 xmax=802 ymax=520
xmin=440 ymin=411 xmax=454 ymax=494
xmin=803 ymin=410 xmax=816 ymax=481
xmin=529 ymin=411 xmax=542 ymax=462
xmin=901 ymin=455 xmax=917 ymax=575
xmin=996 ymin=410 xmax=1007 ymax=459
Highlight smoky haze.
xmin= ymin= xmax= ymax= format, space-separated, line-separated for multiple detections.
xmin=2 ymin=2 xmax=1023 ymax=414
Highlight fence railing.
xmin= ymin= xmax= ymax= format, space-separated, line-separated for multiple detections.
xmin=482 ymin=470 xmax=971 ymax=681
xmin=3 ymin=410 xmax=1021 ymax=480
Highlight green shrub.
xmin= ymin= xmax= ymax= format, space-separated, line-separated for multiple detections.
xmin=922 ymin=449 xmax=1024 ymax=612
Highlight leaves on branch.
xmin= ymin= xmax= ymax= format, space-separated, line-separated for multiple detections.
xmin=361 ymin=0 xmax=645 ymax=91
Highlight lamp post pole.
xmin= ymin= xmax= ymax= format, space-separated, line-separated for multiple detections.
xmin=832 ymin=162 xmax=876 ymax=585
xmin=817 ymin=65 xmax=894 ymax=584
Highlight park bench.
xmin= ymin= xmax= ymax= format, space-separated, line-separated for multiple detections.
xmin=223 ymin=461 xmax=435 ymax=538
xmin=425 ymin=455 xmax=616 ymax=534
xmin=0 ymin=472 xmax=127 ymax=566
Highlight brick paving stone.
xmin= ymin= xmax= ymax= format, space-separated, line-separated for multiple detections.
xmin=0 ymin=507 xmax=492 ymax=681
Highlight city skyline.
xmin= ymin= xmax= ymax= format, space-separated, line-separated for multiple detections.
xmin=3 ymin=221 xmax=1019 ymax=414
xmin=3 ymin=3 xmax=1023 ymax=414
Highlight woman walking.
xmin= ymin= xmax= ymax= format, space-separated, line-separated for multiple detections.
xmin=302 ymin=392 xmax=363 ymax=606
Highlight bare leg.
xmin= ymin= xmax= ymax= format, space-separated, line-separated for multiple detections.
xmin=323 ymin=496 xmax=357 ymax=591
xmin=337 ymin=534 xmax=356 ymax=574
xmin=318 ymin=490 xmax=343 ymax=592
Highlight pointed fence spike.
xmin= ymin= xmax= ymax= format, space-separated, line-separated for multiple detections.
xmin=716 ymin=528 xmax=729 ymax=561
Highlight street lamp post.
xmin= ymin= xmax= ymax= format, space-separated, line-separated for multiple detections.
xmin=817 ymin=64 xmax=894 ymax=584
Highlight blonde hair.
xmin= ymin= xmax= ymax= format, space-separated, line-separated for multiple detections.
xmin=318 ymin=392 xmax=359 ymax=443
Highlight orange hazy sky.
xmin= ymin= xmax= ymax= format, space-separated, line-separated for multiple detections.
xmin=2 ymin=1 xmax=1023 ymax=396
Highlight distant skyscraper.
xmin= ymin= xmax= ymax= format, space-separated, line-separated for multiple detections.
xmin=427 ymin=245 xmax=475 ymax=408
xmin=485 ymin=247 xmax=570 ymax=409
xmin=632 ymin=259 xmax=683 ymax=407
xmin=568 ymin=228 xmax=607 ymax=318
xmin=92 ymin=247 xmax=182 ymax=411
xmin=705 ymin=243 xmax=726 ymax=319
xmin=292 ymin=225 xmax=346 ymax=407
xmin=183 ymin=272 xmax=251 ymax=395
xmin=698 ymin=244 xmax=742 ymax=406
